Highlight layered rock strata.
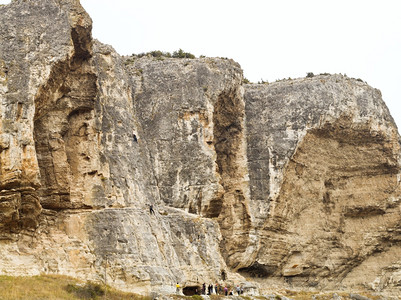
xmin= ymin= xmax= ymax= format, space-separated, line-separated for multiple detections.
xmin=243 ymin=78 xmax=401 ymax=294
xmin=0 ymin=0 xmax=400 ymax=297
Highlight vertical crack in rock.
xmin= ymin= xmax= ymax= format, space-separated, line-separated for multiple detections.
xmin=212 ymin=88 xmax=253 ymax=268
xmin=33 ymin=23 xmax=98 ymax=210
xmin=212 ymin=89 xmax=245 ymax=216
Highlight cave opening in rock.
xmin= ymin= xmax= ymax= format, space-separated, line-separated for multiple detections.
xmin=182 ymin=286 xmax=200 ymax=296
xmin=221 ymin=270 xmax=227 ymax=280
xmin=238 ymin=262 xmax=271 ymax=278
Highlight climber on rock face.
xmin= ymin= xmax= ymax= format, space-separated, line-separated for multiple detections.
xmin=149 ymin=204 xmax=155 ymax=215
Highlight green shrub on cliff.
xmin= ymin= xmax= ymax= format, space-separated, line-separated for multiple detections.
xmin=191 ymin=295 xmax=203 ymax=300
xmin=66 ymin=282 xmax=105 ymax=298
xmin=130 ymin=49 xmax=196 ymax=60
xmin=172 ymin=49 xmax=196 ymax=59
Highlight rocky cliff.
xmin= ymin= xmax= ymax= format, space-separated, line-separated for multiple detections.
xmin=244 ymin=78 xmax=401 ymax=294
xmin=1 ymin=0 xmax=400 ymax=297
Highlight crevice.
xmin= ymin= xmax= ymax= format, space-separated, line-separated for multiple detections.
xmin=71 ymin=26 xmax=92 ymax=62
xmin=16 ymin=102 xmax=23 ymax=121
xmin=343 ymin=205 xmax=386 ymax=218
xmin=209 ymin=89 xmax=244 ymax=218
xmin=210 ymin=88 xmax=252 ymax=268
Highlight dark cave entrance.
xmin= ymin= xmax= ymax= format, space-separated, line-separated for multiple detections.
xmin=221 ymin=270 xmax=227 ymax=280
xmin=183 ymin=286 xmax=200 ymax=296
xmin=238 ymin=262 xmax=271 ymax=278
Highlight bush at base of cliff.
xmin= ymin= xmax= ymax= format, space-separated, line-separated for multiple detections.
xmin=66 ymin=282 xmax=105 ymax=299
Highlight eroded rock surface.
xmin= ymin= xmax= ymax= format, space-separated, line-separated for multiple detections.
xmin=126 ymin=57 xmax=253 ymax=269
xmin=0 ymin=0 xmax=400 ymax=297
xmin=0 ymin=0 xmax=90 ymax=237
xmin=0 ymin=0 xmax=233 ymax=294
xmin=243 ymin=78 xmax=401 ymax=294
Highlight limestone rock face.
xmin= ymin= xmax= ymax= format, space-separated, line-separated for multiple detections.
xmin=243 ymin=78 xmax=401 ymax=293
xmin=0 ymin=0 xmax=401 ymax=297
xmin=126 ymin=57 xmax=253 ymax=269
xmin=0 ymin=0 xmax=91 ymax=237
xmin=0 ymin=0 xmax=232 ymax=294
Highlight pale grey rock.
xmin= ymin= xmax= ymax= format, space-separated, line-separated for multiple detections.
xmin=0 ymin=0 xmax=401 ymax=299
xmin=349 ymin=293 xmax=372 ymax=300
xmin=332 ymin=293 xmax=342 ymax=300
xmin=126 ymin=56 xmax=254 ymax=269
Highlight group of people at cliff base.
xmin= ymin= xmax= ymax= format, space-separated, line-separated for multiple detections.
xmin=198 ymin=283 xmax=244 ymax=296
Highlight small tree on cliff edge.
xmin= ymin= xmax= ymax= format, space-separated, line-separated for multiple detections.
xmin=172 ymin=49 xmax=195 ymax=59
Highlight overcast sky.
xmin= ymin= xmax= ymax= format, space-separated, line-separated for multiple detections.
xmin=2 ymin=0 xmax=400 ymax=130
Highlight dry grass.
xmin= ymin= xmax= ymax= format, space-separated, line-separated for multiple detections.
xmin=0 ymin=275 xmax=149 ymax=300
xmin=0 ymin=275 xmax=78 ymax=299
xmin=281 ymin=289 xmax=382 ymax=300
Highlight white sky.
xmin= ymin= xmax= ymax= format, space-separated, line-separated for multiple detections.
xmin=2 ymin=0 xmax=400 ymax=130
